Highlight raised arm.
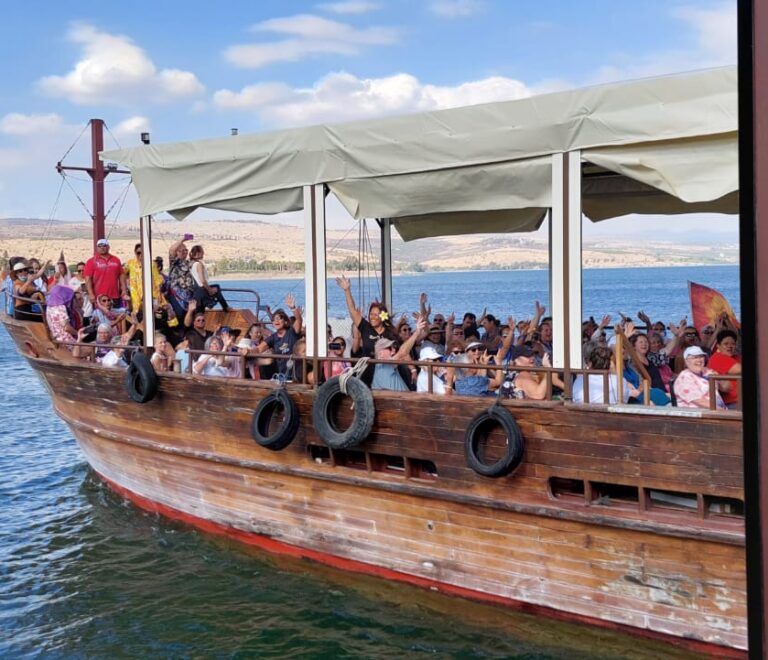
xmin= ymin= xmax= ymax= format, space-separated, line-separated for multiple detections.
xmin=335 ymin=275 xmax=362 ymax=328
xmin=286 ymin=293 xmax=303 ymax=334
xmin=394 ymin=317 xmax=427 ymax=361
xmin=419 ymin=293 xmax=431 ymax=322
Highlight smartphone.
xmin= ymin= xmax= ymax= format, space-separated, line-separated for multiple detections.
xmin=329 ymin=342 xmax=342 ymax=350
xmin=183 ymin=233 xmax=194 ymax=241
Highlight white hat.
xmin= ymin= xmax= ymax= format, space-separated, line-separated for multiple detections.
xmin=464 ymin=341 xmax=484 ymax=351
xmin=96 ymin=238 xmax=110 ymax=247
xmin=419 ymin=346 xmax=442 ymax=361
xmin=13 ymin=262 xmax=27 ymax=272
xmin=237 ymin=338 xmax=254 ymax=349
xmin=684 ymin=346 xmax=707 ymax=359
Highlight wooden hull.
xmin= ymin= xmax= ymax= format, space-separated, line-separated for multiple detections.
xmin=4 ymin=317 xmax=747 ymax=654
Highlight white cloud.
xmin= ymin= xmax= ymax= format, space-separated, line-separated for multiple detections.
xmin=0 ymin=112 xmax=64 ymax=135
xmin=317 ymin=1 xmax=380 ymax=14
xmin=38 ymin=23 xmax=204 ymax=105
xmin=224 ymin=14 xmax=399 ymax=68
xmin=214 ymin=83 xmax=295 ymax=110
xmin=674 ymin=2 xmax=736 ymax=64
xmin=111 ymin=116 xmax=151 ymax=142
xmin=590 ymin=2 xmax=735 ymax=84
xmin=429 ymin=0 xmax=485 ymax=18
xmin=214 ymin=71 xmax=532 ymax=127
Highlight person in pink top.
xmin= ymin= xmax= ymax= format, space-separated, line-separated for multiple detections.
xmin=84 ymin=238 xmax=129 ymax=308
xmin=673 ymin=346 xmax=726 ymax=410
xmin=707 ymin=329 xmax=741 ymax=409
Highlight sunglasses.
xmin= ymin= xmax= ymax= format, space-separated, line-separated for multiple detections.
xmin=685 ymin=332 xmax=698 ymax=337
xmin=467 ymin=347 xmax=481 ymax=352
xmin=451 ymin=349 xmax=463 ymax=355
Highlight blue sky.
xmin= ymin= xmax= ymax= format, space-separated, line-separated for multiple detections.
xmin=0 ymin=0 xmax=737 ymax=238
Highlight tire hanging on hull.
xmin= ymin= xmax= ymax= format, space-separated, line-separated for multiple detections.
xmin=251 ymin=389 xmax=300 ymax=451
xmin=464 ymin=405 xmax=524 ymax=477
xmin=125 ymin=352 xmax=158 ymax=404
xmin=312 ymin=375 xmax=375 ymax=449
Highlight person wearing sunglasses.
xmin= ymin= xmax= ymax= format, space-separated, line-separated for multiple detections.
xmin=84 ymin=238 xmax=130 ymax=309
xmin=91 ymin=294 xmax=126 ymax=336
xmin=11 ymin=259 xmax=49 ymax=322
xmin=446 ymin=341 xmax=500 ymax=397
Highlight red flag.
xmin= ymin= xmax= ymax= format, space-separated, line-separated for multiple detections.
xmin=689 ymin=281 xmax=740 ymax=330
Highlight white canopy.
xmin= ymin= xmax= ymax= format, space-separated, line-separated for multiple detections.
xmin=102 ymin=66 xmax=738 ymax=240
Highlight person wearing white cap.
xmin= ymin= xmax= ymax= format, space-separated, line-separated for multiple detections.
xmin=416 ymin=346 xmax=447 ymax=394
xmin=84 ymin=238 xmax=129 ymax=308
xmin=673 ymin=346 xmax=726 ymax=410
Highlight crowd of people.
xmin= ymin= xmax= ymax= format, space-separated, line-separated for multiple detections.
xmin=2 ymin=239 xmax=741 ymax=411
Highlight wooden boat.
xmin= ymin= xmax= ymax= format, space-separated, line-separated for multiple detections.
xmin=2 ymin=66 xmax=745 ymax=656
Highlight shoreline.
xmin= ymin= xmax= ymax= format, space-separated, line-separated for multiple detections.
xmin=212 ymin=261 xmax=739 ymax=281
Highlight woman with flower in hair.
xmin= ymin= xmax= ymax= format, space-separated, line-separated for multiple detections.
xmin=336 ymin=274 xmax=396 ymax=385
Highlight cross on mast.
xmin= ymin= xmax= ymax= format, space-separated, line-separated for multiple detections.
xmin=55 ymin=119 xmax=130 ymax=252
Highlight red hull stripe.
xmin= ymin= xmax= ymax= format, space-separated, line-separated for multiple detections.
xmin=98 ymin=472 xmax=745 ymax=659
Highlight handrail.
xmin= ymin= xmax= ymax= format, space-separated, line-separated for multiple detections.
xmin=219 ymin=287 xmax=260 ymax=318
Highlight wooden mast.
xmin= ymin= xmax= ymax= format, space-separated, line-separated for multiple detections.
xmin=55 ymin=118 xmax=129 ymax=251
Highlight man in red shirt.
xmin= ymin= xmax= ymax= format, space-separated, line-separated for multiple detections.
xmin=84 ymin=238 xmax=129 ymax=307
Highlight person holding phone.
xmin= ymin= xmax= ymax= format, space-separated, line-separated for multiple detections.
xmin=324 ymin=336 xmax=351 ymax=380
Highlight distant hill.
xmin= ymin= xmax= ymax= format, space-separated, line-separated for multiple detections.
xmin=0 ymin=217 xmax=739 ymax=273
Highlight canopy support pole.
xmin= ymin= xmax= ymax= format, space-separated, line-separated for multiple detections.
xmin=379 ymin=218 xmax=393 ymax=313
xmin=139 ymin=215 xmax=155 ymax=348
xmin=550 ymin=152 xmax=581 ymax=396
xmin=567 ymin=151 xmax=583 ymax=373
xmin=740 ymin=0 xmax=767 ymax=655
xmin=303 ymin=185 xmax=327 ymax=358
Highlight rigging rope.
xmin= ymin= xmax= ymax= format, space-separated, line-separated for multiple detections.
xmin=105 ymin=179 xmax=133 ymax=239
xmin=58 ymin=120 xmax=90 ymax=164
xmin=61 ymin=173 xmax=94 ymax=220
xmin=338 ymin=357 xmax=369 ymax=395
xmin=36 ymin=175 xmax=66 ymax=257
xmin=103 ymin=122 xmax=122 ymax=150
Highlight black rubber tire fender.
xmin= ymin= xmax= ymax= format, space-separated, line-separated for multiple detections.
xmin=251 ymin=389 xmax=300 ymax=451
xmin=125 ymin=351 xmax=158 ymax=404
xmin=464 ymin=405 xmax=524 ymax=477
xmin=312 ymin=376 xmax=375 ymax=449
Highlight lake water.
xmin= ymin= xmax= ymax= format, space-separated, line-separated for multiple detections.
xmin=0 ymin=266 xmax=738 ymax=658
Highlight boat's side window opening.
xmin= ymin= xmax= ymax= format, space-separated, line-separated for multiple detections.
xmin=647 ymin=489 xmax=698 ymax=512
xmin=705 ymin=495 xmax=745 ymax=518
xmin=332 ymin=448 xmax=368 ymax=470
xmin=549 ymin=477 xmax=586 ymax=500
xmin=307 ymin=444 xmax=332 ymax=465
xmin=305 ymin=446 xmax=438 ymax=480
xmin=589 ymin=482 xmax=639 ymax=506
xmin=408 ymin=458 xmax=438 ymax=480
xmin=369 ymin=453 xmax=405 ymax=474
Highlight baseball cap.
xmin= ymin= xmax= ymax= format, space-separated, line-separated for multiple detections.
xmin=684 ymin=346 xmax=707 ymax=359
xmin=12 ymin=262 xmax=27 ymax=272
xmin=465 ymin=341 xmax=484 ymax=351
xmin=96 ymin=238 xmax=110 ymax=247
xmin=419 ymin=346 xmax=442 ymax=361
xmin=375 ymin=337 xmax=395 ymax=353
